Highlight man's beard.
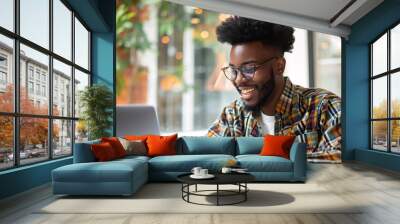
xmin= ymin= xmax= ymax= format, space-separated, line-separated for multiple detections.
xmin=241 ymin=79 xmax=275 ymax=112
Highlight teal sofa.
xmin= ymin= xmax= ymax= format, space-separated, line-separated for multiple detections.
xmin=52 ymin=137 xmax=307 ymax=196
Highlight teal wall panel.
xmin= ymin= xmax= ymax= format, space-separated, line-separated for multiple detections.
xmin=0 ymin=0 xmax=116 ymax=200
xmin=344 ymin=0 xmax=400 ymax=170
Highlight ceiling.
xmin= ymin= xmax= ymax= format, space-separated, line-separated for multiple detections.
xmin=168 ymin=0 xmax=384 ymax=38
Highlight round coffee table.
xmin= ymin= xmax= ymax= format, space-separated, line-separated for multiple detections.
xmin=177 ymin=173 xmax=255 ymax=206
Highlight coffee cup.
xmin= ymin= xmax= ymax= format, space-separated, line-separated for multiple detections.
xmin=200 ymin=169 xmax=208 ymax=176
xmin=221 ymin=167 xmax=232 ymax=174
xmin=191 ymin=167 xmax=202 ymax=176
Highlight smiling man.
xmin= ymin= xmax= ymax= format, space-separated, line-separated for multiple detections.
xmin=207 ymin=16 xmax=342 ymax=163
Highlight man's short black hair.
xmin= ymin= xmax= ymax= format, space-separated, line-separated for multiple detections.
xmin=216 ymin=16 xmax=295 ymax=53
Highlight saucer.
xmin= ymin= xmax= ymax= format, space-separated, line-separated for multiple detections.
xmin=190 ymin=174 xmax=215 ymax=179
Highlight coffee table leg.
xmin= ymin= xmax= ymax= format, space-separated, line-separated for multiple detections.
xmin=245 ymin=183 xmax=247 ymax=201
xmin=217 ymin=184 xmax=219 ymax=206
xmin=195 ymin=184 xmax=197 ymax=192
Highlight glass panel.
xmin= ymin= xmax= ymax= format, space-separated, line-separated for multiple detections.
xmin=20 ymin=0 xmax=49 ymax=49
xmin=391 ymin=72 xmax=400 ymax=118
xmin=372 ymin=121 xmax=388 ymax=151
xmin=20 ymin=117 xmax=49 ymax=165
xmin=53 ymin=119 xmax=72 ymax=157
xmin=391 ymin=120 xmax=400 ymax=153
xmin=313 ymin=32 xmax=341 ymax=96
xmin=0 ymin=0 xmax=14 ymax=31
xmin=20 ymin=44 xmax=49 ymax=115
xmin=0 ymin=116 xmax=14 ymax=170
xmin=372 ymin=77 xmax=387 ymax=119
xmin=0 ymin=34 xmax=14 ymax=112
xmin=391 ymin=24 xmax=400 ymax=70
xmin=74 ymin=18 xmax=89 ymax=70
xmin=75 ymin=120 xmax=88 ymax=143
xmin=53 ymin=0 xmax=72 ymax=60
xmin=74 ymin=69 xmax=89 ymax=118
xmin=372 ymin=33 xmax=387 ymax=76
xmin=53 ymin=59 xmax=72 ymax=117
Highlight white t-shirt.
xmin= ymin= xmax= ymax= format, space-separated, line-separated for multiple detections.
xmin=260 ymin=112 xmax=275 ymax=135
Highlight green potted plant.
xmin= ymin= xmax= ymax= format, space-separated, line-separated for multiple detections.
xmin=79 ymin=84 xmax=114 ymax=140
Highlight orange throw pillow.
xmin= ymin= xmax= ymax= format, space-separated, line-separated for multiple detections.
xmin=124 ymin=135 xmax=149 ymax=141
xmin=259 ymin=135 xmax=296 ymax=159
xmin=91 ymin=142 xmax=117 ymax=161
xmin=101 ymin=137 xmax=127 ymax=158
xmin=146 ymin=134 xmax=178 ymax=157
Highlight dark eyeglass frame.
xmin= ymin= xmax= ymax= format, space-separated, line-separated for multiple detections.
xmin=221 ymin=57 xmax=277 ymax=81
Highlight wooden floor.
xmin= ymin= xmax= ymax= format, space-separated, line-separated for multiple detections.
xmin=1 ymin=162 xmax=400 ymax=224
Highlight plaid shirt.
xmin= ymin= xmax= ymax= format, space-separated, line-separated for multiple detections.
xmin=208 ymin=77 xmax=342 ymax=163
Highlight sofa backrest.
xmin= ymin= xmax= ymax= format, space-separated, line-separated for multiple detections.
xmin=235 ymin=137 xmax=264 ymax=155
xmin=176 ymin=136 xmax=236 ymax=155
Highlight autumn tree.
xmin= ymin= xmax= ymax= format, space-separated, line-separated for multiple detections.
xmin=0 ymin=84 xmax=59 ymax=152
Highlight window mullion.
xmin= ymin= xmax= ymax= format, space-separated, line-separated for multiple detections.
xmin=48 ymin=0 xmax=54 ymax=160
xmin=388 ymin=30 xmax=391 ymax=152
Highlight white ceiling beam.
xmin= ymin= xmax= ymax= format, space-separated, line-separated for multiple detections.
xmin=167 ymin=0 xmax=351 ymax=38
xmin=330 ymin=0 xmax=368 ymax=27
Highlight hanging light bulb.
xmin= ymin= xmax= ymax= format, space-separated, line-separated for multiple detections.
xmin=161 ymin=35 xmax=170 ymax=45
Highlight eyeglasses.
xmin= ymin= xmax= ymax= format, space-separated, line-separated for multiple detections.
xmin=221 ymin=57 xmax=277 ymax=81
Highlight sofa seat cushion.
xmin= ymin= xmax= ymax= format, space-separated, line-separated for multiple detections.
xmin=149 ymin=154 xmax=235 ymax=172
xmin=236 ymin=155 xmax=293 ymax=172
xmin=53 ymin=159 xmax=147 ymax=183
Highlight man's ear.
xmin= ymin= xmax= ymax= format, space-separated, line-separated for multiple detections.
xmin=272 ymin=57 xmax=286 ymax=77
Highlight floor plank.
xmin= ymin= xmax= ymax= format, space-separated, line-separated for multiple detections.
xmin=1 ymin=162 xmax=400 ymax=224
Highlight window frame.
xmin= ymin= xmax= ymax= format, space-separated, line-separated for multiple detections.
xmin=370 ymin=20 xmax=400 ymax=154
xmin=0 ymin=0 xmax=92 ymax=171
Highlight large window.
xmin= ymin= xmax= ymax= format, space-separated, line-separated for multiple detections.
xmin=0 ymin=0 xmax=91 ymax=171
xmin=370 ymin=23 xmax=400 ymax=153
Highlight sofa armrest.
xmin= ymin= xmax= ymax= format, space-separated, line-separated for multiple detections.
xmin=73 ymin=140 xmax=100 ymax=163
xmin=289 ymin=142 xmax=307 ymax=181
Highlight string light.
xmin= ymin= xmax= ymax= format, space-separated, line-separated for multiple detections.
xmin=191 ymin=18 xmax=200 ymax=25
xmin=175 ymin=51 xmax=183 ymax=60
xmin=161 ymin=35 xmax=170 ymax=44
xmin=194 ymin=8 xmax=203 ymax=15
xmin=200 ymin=30 xmax=209 ymax=39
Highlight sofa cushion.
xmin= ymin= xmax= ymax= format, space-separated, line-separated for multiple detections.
xmin=236 ymin=155 xmax=293 ymax=172
xmin=101 ymin=137 xmax=127 ymax=158
xmin=177 ymin=137 xmax=236 ymax=155
xmin=147 ymin=134 xmax=178 ymax=157
xmin=91 ymin=142 xmax=118 ymax=161
xmin=148 ymin=154 xmax=235 ymax=172
xmin=235 ymin=137 xmax=263 ymax=155
xmin=260 ymin=135 xmax=295 ymax=159
xmin=52 ymin=158 xmax=147 ymax=183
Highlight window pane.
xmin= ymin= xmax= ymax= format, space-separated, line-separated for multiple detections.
xmin=0 ymin=34 xmax=14 ymax=112
xmin=391 ymin=24 xmax=400 ymax=70
xmin=53 ymin=119 xmax=72 ymax=157
xmin=20 ymin=44 xmax=49 ymax=115
xmin=0 ymin=0 xmax=14 ymax=31
xmin=313 ymin=32 xmax=341 ymax=96
xmin=0 ymin=116 xmax=13 ymax=170
xmin=391 ymin=72 xmax=400 ymax=118
xmin=372 ymin=33 xmax=387 ymax=76
xmin=74 ymin=18 xmax=89 ymax=70
xmin=53 ymin=59 xmax=72 ymax=117
xmin=372 ymin=77 xmax=387 ymax=119
xmin=20 ymin=0 xmax=49 ymax=49
xmin=20 ymin=117 xmax=49 ymax=165
xmin=372 ymin=121 xmax=388 ymax=151
xmin=75 ymin=120 xmax=88 ymax=143
xmin=53 ymin=0 xmax=72 ymax=60
xmin=74 ymin=69 xmax=89 ymax=118
xmin=391 ymin=120 xmax=400 ymax=153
